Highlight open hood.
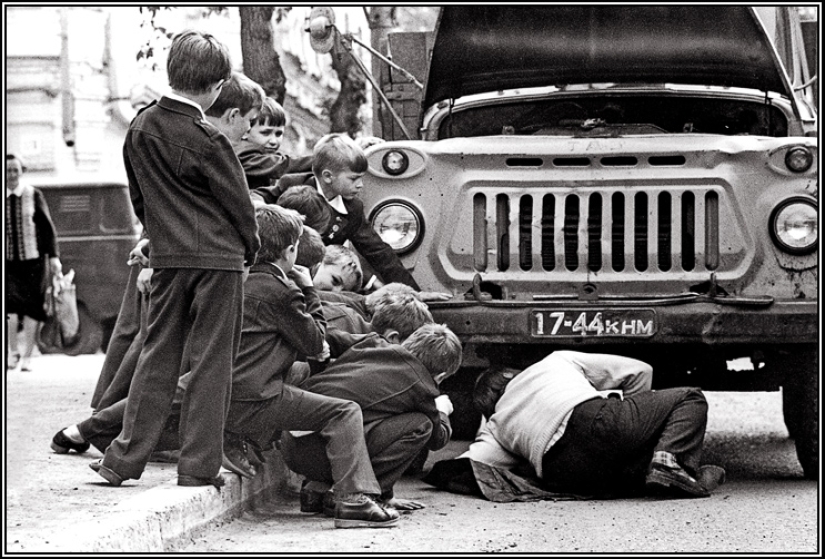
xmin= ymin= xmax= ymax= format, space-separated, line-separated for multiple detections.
xmin=424 ymin=6 xmax=794 ymax=108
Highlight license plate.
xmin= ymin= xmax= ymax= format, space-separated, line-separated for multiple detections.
xmin=531 ymin=309 xmax=656 ymax=337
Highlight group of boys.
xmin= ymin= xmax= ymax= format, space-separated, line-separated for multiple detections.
xmin=49 ymin=30 xmax=462 ymax=530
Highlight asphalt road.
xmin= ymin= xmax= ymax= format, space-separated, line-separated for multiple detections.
xmin=180 ymin=390 xmax=819 ymax=554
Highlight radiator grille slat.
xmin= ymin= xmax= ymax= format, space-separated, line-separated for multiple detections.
xmin=474 ymin=188 xmax=723 ymax=274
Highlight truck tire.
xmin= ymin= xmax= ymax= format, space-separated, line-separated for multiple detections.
xmin=781 ymin=348 xmax=818 ymax=480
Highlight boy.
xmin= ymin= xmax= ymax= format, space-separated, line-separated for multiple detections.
xmin=223 ymin=204 xmax=398 ymax=529
xmin=235 ymin=97 xmax=312 ymax=189
xmin=281 ymin=304 xmax=462 ymax=513
xmin=91 ymin=32 xmax=262 ymax=489
xmin=275 ymin=184 xmax=333 ymax=239
xmin=313 ymin=244 xmax=363 ymax=294
xmin=253 ymin=133 xmax=421 ymax=290
xmin=53 ymin=71 xmax=266 ymax=461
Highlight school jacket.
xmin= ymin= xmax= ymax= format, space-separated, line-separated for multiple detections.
xmin=234 ymin=140 xmax=313 ymax=189
xmin=252 ymin=174 xmax=421 ymax=289
xmin=123 ymin=97 xmax=260 ymax=270
xmin=231 ymin=263 xmax=326 ymax=401
xmin=300 ymin=333 xmax=451 ymax=451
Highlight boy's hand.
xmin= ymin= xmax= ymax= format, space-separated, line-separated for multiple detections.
xmin=290 ymin=264 xmax=314 ymax=288
xmin=128 ymin=238 xmax=150 ymax=266
xmin=419 ymin=291 xmax=452 ymax=302
xmin=136 ymin=268 xmax=154 ymax=294
xmin=309 ymin=340 xmax=331 ymax=362
xmin=435 ymin=394 xmax=454 ymax=416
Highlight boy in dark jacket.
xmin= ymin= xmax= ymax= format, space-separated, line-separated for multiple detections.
xmin=234 ymin=97 xmax=312 ymax=189
xmin=281 ymin=303 xmax=462 ymax=513
xmin=223 ymin=204 xmax=399 ymax=529
xmin=92 ymin=32 xmax=261 ymax=489
xmin=251 ymin=133 xmax=421 ymax=290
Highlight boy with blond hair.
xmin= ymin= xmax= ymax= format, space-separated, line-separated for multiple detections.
xmin=223 ymin=204 xmax=399 ymax=529
xmin=92 ymin=32 xmax=261 ymax=489
xmin=282 ymin=298 xmax=462 ymax=514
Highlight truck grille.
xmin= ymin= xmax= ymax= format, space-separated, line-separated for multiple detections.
xmin=472 ymin=188 xmax=722 ymax=274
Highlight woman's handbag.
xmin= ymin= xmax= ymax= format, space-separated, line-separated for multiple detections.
xmin=40 ymin=269 xmax=81 ymax=350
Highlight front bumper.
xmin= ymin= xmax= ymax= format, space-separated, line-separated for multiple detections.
xmin=428 ymin=297 xmax=817 ymax=346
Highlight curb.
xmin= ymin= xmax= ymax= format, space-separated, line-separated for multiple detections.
xmin=43 ymin=450 xmax=302 ymax=553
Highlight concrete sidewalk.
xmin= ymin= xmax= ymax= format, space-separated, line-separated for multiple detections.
xmin=5 ymin=353 xmax=301 ymax=553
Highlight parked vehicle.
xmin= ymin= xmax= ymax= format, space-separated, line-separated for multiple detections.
xmin=35 ymin=181 xmax=140 ymax=355
xmin=359 ymin=6 xmax=818 ymax=477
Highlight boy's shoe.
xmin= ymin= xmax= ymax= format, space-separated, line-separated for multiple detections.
xmin=222 ymin=432 xmax=256 ymax=479
xmin=89 ymin=459 xmax=124 ymax=487
xmin=51 ymin=428 xmax=91 ymax=454
xmin=322 ymin=490 xmax=336 ymax=517
xmin=178 ymin=474 xmax=225 ymax=490
xmin=645 ymin=452 xmax=709 ymax=498
xmin=300 ymin=486 xmax=326 ymax=513
xmin=7 ymin=352 xmax=20 ymax=370
xmin=333 ymin=496 xmax=400 ymax=529
xmin=20 ymin=357 xmax=32 ymax=372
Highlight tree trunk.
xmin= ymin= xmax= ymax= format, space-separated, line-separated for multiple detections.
xmin=329 ymin=34 xmax=367 ymax=137
xmin=239 ymin=7 xmax=286 ymax=104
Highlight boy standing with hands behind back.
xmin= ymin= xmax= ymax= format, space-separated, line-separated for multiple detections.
xmin=93 ymin=31 xmax=261 ymax=489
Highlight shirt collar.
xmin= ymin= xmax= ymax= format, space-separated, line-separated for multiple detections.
xmin=315 ymin=182 xmax=348 ymax=215
xmin=165 ymin=91 xmax=207 ymax=120
xmin=7 ymin=184 xmax=25 ymax=197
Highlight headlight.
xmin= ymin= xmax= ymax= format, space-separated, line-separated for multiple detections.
xmin=382 ymin=150 xmax=410 ymax=176
xmin=785 ymin=147 xmax=813 ymax=173
xmin=770 ymin=198 xmax=818 ymax=254
xmin=371 ymin=202 xmax=423 ymax=254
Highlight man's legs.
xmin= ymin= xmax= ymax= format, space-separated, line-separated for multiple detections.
xmin=541 ymin=387 xmax=709 ymax=497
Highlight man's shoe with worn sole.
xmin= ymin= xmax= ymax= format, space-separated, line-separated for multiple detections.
xmin=645 ymin=463 xmax=709 ymax=498
xmin=51 ymin=428 xmax=91 ymax=454
xmin=697 ymin=464 xmax=726 ymax=492
xmin=334 ymin=497 xmax=400 ymax=529
xmin=89 ymin=459 xmax=124 ymax=487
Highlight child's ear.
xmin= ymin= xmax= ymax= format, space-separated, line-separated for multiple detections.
xmin=382 ymin=329 xmax=401 ymax=344
xmin=320 ymin=169 xmax=335 ymax=184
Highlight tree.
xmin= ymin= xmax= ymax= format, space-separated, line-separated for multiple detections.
xmin=238 ymin=7 xmax=289 ymax=104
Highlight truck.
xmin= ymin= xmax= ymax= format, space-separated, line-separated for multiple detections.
xmin=357 ymin=6 xmax=818 ymax=478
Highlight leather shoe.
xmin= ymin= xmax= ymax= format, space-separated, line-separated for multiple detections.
xmin=51 ymin=428 xmax=91 ymax=454
xmin=300 ymin=486 xmax=325 ymax=513
xmin=645 ymin=462 xmax=709 ymax=498
xmin=178 ymin=474 xmax=225 ymax=490
xmin=222 ymin=432 xmax=257 ymax=479
xmin=323 ymin=490 xmax=336 ymax=518
xmin=89 ymin=459 xmax=124 ymax=487
xmin=334 ymin=497 xmax=400 ymax=529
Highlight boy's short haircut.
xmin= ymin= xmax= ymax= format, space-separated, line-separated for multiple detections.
xmin=277 ymin=185 xmax=332 ymax=233
xmin=311 ymin=133 xmax=368 ymax=176
xmin=322 ymin=244 xmax=363 ymax=292
xmin=295 ymin=226 xmax=325 ymax=269
xmin=255 ymin=204 xmax=304 ymax=263
xmin=167 ymin=30 xmax=232 ymax=94
xmin=401 ymin=323 xmax=463 ymax=379
xmin=364 ymin=282 xmax=418 ymax=316
xmin=205 ymin=72 xmax=265 ymax=118
xmin=251 ymin=97 xmax=286 ymax=128
xmin=371 ymin=293 xmax=433 ymax=341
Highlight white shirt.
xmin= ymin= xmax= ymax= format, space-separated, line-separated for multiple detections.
xmin=315 ymin=182 xmax=348 ymax=215
xmin=165 ymin=91 xmax=207 ymax=120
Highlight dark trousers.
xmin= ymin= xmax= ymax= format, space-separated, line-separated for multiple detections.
xmin=91 ymin=264 xmax=147 ymax=411
xmin=281 ymin=412 xmax=432 ymax=498
xmin=541 ymin=387 xmax=708 ymax=497
xmin=102 ymin=268 xmax=243 ymax=480
xmin=78 ymin=398 xmax=182 ymax=455
xmin=228 ymin=384 xmax=381 ymax=496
